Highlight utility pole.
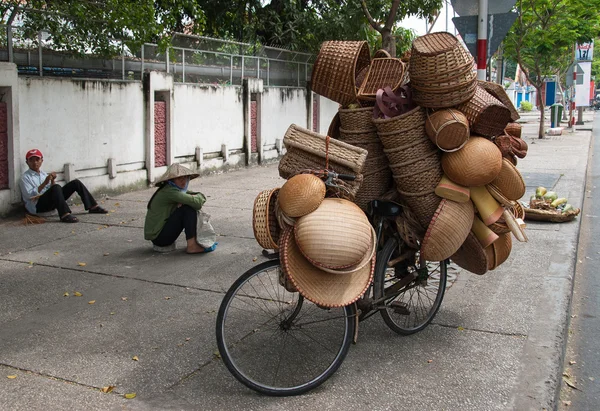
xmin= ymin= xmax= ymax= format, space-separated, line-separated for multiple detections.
xmin=477 ymin=0 xmax=489 ymax=80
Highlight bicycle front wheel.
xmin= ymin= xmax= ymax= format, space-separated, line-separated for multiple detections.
xmin=377 ymin=238 xmax=447 ymax=335
xmin=216 ymin=260 xmax=356 ymax=396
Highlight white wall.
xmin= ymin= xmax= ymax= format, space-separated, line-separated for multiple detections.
xmin=318 ymin=97 xmax=339 ymax=136
xmin=173 ymin=84 xmax=244 ymax=155
xmin=19 ymin=77 xmax=145 ymax=176
xmin=260 ymin=88 xmax=307 ymax=148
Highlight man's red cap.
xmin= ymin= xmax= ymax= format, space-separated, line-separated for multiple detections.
xmin=26 ymin=149 xmax=43 ymax=160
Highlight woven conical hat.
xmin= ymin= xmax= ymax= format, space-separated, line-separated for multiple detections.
xmin=280 ymin=228 xmax=374 ymax=308
xmin=155 ymin=163 xmax=199 ymax=184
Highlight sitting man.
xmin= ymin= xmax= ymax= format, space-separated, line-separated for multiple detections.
xmin=20 ymin=148 xmax=108 ymax=223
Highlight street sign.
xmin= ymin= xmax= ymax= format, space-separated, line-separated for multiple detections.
xmin=575 ymin=41 xmax=594 ymax=61
xmin=566 ymin=63 xmax=585 ymax=87
xmin=453 ymin=12 xmax=518 ymax=59
xmin=451 ymin=0 xmax=517 ymax=16
xmin=575 ymin=62 xmax=591 ymax=106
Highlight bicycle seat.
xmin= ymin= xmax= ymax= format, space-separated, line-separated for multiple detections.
xmin=367 ymin=200 xmax=403 ymax=218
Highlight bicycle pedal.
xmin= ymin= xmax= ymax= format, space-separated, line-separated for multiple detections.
xmin=389 ymin=301 xmax=410 ymax=315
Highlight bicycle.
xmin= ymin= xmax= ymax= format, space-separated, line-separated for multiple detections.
xmin=215 ymin=170 xmax=448 ymax=396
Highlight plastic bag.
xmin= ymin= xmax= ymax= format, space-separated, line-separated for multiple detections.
xmin=196 ymin=210 xmax=217 ymax=248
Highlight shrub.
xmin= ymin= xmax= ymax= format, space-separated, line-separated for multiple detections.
xmin=520 ymin=101 xmax=533 ymax=112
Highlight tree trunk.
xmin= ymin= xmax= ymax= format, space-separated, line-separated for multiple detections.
xmin=381 ymin=29 xmax=395 ymax=57
xmin=536 ymin=86 xmax=545 ymax=138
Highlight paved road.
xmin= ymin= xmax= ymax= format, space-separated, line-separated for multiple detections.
xmin=0 ymin=111 xmax=594 ymax=410
xmin=559 ymin=112 xmax=600 ymax=410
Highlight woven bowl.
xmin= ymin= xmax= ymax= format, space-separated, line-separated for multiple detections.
xmin=425 ymin=109 xmax=470 ymax=152
xmin=489 ymin=158 xmax=526 ymax=201
xmin=456 ymin=86 xmax=512 ymax=138
xmin=421 ymin=199 xmax=474 ymax=261
xmin=295 ymin=198 xmax=373 ymax=270
xmin=441 ymin=136 xmax=503 ymax=186
xmin=252 ymin=188 xmax=281 ymax=250
xmin=278 ymin=174 xmax=327 ymax=218
xmin=450 ymin=232 xmax=489 ymax=275
xmin=311 ymin=41 xmax=371 ymax=107
xmin=478 ymin=80 xmax=520 ymax=122
xmin=485 ymin=232 xmax=512 ymax=270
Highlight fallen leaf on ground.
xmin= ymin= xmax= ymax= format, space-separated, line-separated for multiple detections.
xmin=214 ymin=350 xmax=221 ymax=359
xmin=88 ymin=300 xmax=96 ymax=305
xmin=124 ymin=393 xmax=136 ymax=399
xmin=77 ymin=262 xmax=87 ymax=267
xmin=457 ymin=326 xmax=464 ymax=331
xmin=252 ymin=257 xmax=258 ymax=262
xmin=132 ymin=356 xmax=139 ymax=361
xmin=114 ymin=203 xmax=120 ymax=207
xmin=563 ymin=400 xmax=571 ymax=406
xmin=427 ymin=359 xmax=433 ymax=363
xmin=570 ymin=361 xmax=577 ymax=365
xmin=7 ymin=375 xmax=16 ymax=379
xmin=110 ymin=312 xmax=115 ymax=315
xmin=103 ymin=253 xmax=110 ymax=256
xmin=563 ymin=375 xmax=579 ymax=390
xmin=54 ymin=252 xmax=59 ymax=255
xmin=121 ymin=297 xmax=128 ymax=301
xmin=63 ymin=292 xmax=69 ymax=297
xmin=164 ymin=297 xmax=171 ymax=300
xmin=589 ymin=377 xmax=595 ymax=381
xmin=74 ymin=291 xmax=83 ymax=297
xmin=185 ymin=338 xmax=191 ymax=341
xmin=101 ymin=385 xmax=115 ymax=393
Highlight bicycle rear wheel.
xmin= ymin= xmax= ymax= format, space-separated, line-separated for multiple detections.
xmin=377 ymin=238 xmax=447 ymax=335
xmin=216 ymin=260 xmax=356 ymax=396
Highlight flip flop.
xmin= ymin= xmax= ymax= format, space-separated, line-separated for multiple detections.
xmin=89 ymin=206 xmax=108 ymax=214
xmin=60 ymin=214 xmax=79 ymax=223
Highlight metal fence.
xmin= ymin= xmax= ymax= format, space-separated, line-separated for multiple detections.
xmin=0 ymin=26 xmax=314 ymax=87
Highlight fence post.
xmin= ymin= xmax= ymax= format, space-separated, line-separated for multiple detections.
xmin=141 ymin=44 xmax=145 ymax=75
xmin=257 ymin=57 xmax=260 ymax=80
xmin=241 ymin=55 xmax=245 ymax=85
xmin=267 ymin=59 xmax=270 ymax=86
xmin=297 ymin=63 xmax=300 ymax=87
xmin=38 ymin=31 xmax=43 ymax=77
xmin=182 ymin=49 xmax=185 ymax=82
xmin=230 ymin=55 xmax=233 ymax=84
xmin=121 ymin=41 xmax=125 ymax=80
xmin=166 ymin=47 xmax=170 ymax=73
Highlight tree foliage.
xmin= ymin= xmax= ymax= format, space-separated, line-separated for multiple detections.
xmin=504 ymin=0 xmax=600 ymax=137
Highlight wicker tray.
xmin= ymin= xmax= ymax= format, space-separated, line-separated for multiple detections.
xmin=524 ymin=207 xmax=580 ymax=222
xmin=358 ymin=58 xmax=405 ymax=101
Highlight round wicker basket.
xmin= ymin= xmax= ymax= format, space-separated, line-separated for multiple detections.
xmin=252 ymin=188 xmax=281 ymax=250
xmin=456 ymin=86 xmax=512 ymax=137
xmin=338 ymin=106 xmax=376 ymax=131
xmin=421 ymin=199 xmax=474 ymax=261
xmin=485 ymin=232 xmax=512 ymax=270
xmin=425 ymin=109 xmax=470 ymax=152
xmin=489 ymin=158 xmax=526 ymax=201
xmin=450 ymin=232 xmax=488 ymax=275
xmin=441 ymin=136 xmax=503 ymax=186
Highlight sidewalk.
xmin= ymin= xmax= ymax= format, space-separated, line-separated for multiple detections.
xmin=0 ymin=111 xmax=594 ymax=410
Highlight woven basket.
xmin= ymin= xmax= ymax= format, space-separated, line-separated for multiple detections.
xmin=524 ymin=207 xmax=580 ymax=222
xmin=425 ymin=109 xmax=470 ymax=152
xmin=450 ymin=232 xmax=488 ymax=275
xmin=489 ymin=201 xmax=525 ymax=234
xmin=294 ymin=198 xmax=373 ymax=270
xmin=504 ymin=122 xmax=522 ymax=138
xmin=393 ymin=160 xmax=443 ymax=193
xmin=252 ymin=188 xmax=281 ymax=250
xmin=338 ymin=106 xmax=376 ymax=131
xmin=478 ymin=80 xmax=520 ymax=122
xmin=358 ymin=58 xmax=405 ymax=101
xmin=456 ymin=86 xmax=512 ymax=137
xmin=311 ymin=41 xmax=371 ymax=107
xmin=409 ymin=32 xmax=474 ymax=75
xmin=278 ymin=174 xmax=327 ymax=218
xmin=412 ymin=80 xmax=477 ymax=109
xmin=435 ymin=174 xmax=470 ymax=203
xmin=354 ymin=164 xmax=393 ymax=210
xmin=485 ymin=232 xmax=513 ymax=270
xmin=489 ymin=158 xmax=526 ymax=201
xmin=398 ymin=190 xmax=443 ymax=229
xmin=373 ymin=106 xmax=426 ymax=135
xmin=384 ymin=138 xmax=439 ymax=166
xmin=441 ymin=136 xmax=503 ymax=186
xmin=388 ymin=149 xmax=440 ymax=176
xmin=421 ymin=199 xmax=474 ymax=261
xmin=279 ymin=125 xmax=368 ymax=199
xmin=373 ymin=49 xmax=391 ymax=58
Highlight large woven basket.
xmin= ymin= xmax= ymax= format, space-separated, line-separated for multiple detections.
xmin=478 ymin=80 xmax=520 ymax=122
xmin=388 ymin=149 xmax=440 ymax=177
xmin=384 ymin=137 xmax=439 ymax=166
xmin=450 ymin=232 xmax=488 ymax=275
xmin=252 ymin=188 xmax=281 ymax=250
xmin=409 ymin=32 xmax=474 ymax=76
xmin=421 ymin=199 xmax=474 ymax=261
xmin=338 ymin=106 xmax=376 ymax=131
xmin=412 ymin=80 xmax=477 ymax=109
xmin=397 ymin=189 xmax=443 ymax=229
xmin=372 ymin=106 xmax=426 ymax=135
xmin=357 ymin=58 xmax=405 ymax=101
xmin=311 ymin=41 xmax=371 ymax=107
xmin=456 ymin=86 xmax=512 ymax=137
xmin=441 ymin=136 xmax=503 ymax=186
xmin=485 ymin=232 xmax=512 ymax=270
xmin=425 ymin=109 xmax=470 ymax=152
xmin=354 ymin=164 xmax=393 ymax=210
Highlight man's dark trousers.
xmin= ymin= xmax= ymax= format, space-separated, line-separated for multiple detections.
xmin=35 ymin=180 xmax=97 ymax=216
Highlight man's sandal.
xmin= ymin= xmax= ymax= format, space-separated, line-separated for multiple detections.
xmin=60 ymin=214 xmax=79 ymax=223
xmin=89 ymin=206 xmax=108 ymax=214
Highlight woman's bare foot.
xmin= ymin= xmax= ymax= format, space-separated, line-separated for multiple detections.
xmin=186 ymin=239 xmax=206 ymax=254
